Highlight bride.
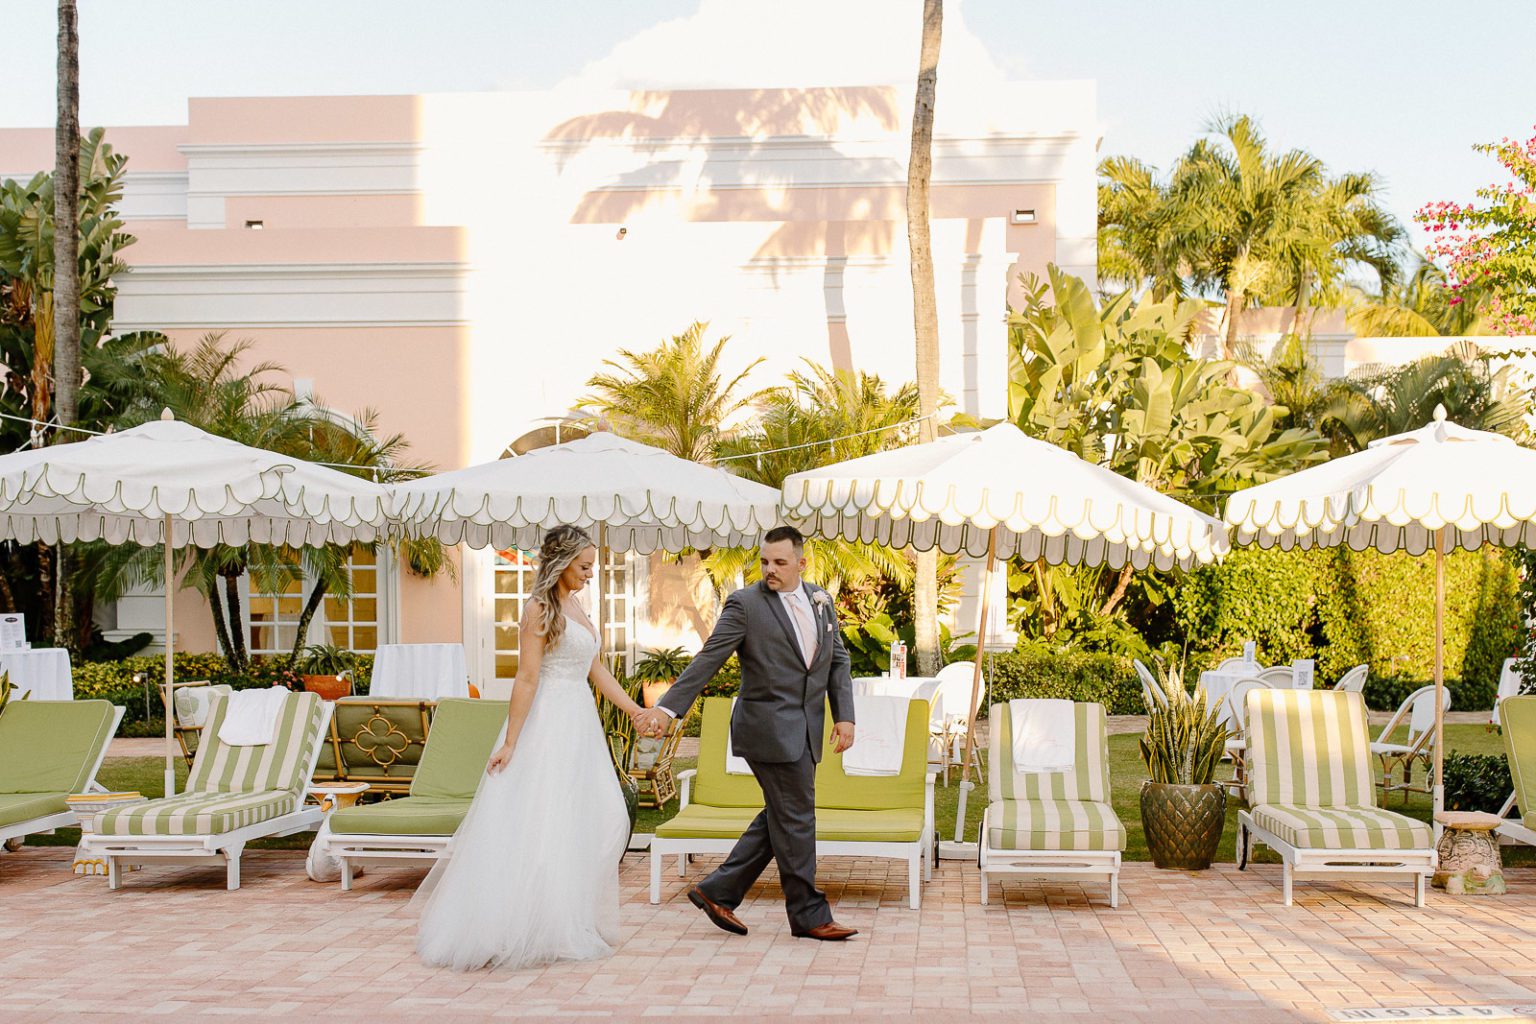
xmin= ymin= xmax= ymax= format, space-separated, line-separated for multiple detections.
xmin=414 ymin=525 xmax=642 ymax=971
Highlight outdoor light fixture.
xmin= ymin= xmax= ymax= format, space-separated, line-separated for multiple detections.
xmin=615 ymin=226 xmax=628 ymax=240
xmin=1010 ymin=209 xmax=1037 ymax=225
xmin=244 ymin=219 xmax=264 ymax=230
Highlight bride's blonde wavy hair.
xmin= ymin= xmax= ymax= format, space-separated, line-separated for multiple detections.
xmin=528 ymin=525 xmax=596 ymax=652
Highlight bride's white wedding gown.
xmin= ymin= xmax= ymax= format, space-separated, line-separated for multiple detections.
xmin=413 ymin=615 xmax=628 ymax=970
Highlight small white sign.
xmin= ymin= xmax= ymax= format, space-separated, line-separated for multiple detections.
xmin=1293 ymin=658 xmax=1316 ymax=690
xmin=0 ymin=613 xmax=25 ymax=651
xmin=1242 ymin=641 xmax=1257 ymax=663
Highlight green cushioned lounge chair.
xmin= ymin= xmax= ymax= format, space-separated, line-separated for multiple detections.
xmin=1238 ymin=688 xmax=1434 ymax=907
xmin=649 ymin=696 xmax=936 ymax=909
xmin=315 ymin=698 xmax=507 ymax=890
xmin=979 ymin=701 xmax=1124 ymax=907
xmin=0 ymin=700 xmax=124 ymax=853
xmin=82 ymin=690 xmax=331 ymax=891
xmin=1496 ymin=695 xmax=1536 ymax=849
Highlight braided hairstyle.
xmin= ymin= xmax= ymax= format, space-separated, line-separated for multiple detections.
xmin=528 ymin=525 xmax=596 ymax=652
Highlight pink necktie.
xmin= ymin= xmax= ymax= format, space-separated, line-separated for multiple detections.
xmin=790 ymin=594 xmax=818 ymax=666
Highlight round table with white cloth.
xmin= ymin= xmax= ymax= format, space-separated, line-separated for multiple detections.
xmin=0 ymin=648 xmax=73 ymax=700
xmin=368 ymin=643 xmax=470 ymax=700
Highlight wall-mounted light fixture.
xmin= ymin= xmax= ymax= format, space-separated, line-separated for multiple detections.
xmin=615 ymin=226 xmax=628 ymax=240
xmin=1010 ymin=209 xmax=1037 ymax=225
xmin=244 ymin=219 xmax=264 ymax=230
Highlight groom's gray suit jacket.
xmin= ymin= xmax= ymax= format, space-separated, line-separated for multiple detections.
xmin=659 ymin=579 xmax=855 ymax=763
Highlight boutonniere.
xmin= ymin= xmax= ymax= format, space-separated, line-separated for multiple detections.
xmin=811 ymin=590 xmax=832 ymax=610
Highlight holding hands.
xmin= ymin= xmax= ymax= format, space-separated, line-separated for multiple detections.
xmin=632 ymin=705 xmax=671 ymax=739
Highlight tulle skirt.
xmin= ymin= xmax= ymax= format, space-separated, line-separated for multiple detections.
xmin=411 ymin=684 xmax=628 ymax=971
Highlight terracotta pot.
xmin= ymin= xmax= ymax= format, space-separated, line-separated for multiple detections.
xmin=641 ymin=680 xmax=675 ymax=709
xmin=301 ymin=674 xmax=351 ymax=701
xmin=1140 ymin=781 xmax=1227 ymax=870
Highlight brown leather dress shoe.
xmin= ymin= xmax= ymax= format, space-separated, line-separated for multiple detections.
xmin=687 ymin=886 xmax=748 ymax=935
xmin=792 ymin=921 xmax=859 ymax=941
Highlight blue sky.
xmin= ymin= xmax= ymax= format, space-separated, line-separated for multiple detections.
xmin=5 ymin=0 xmax=1531 ymax=251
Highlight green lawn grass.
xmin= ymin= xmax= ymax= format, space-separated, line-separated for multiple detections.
xmin=29 ymin=723 xmax=1532 ymax=865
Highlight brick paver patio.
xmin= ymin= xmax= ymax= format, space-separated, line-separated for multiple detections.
xmin=4 ymin=847 xmax=1535 ymax=1021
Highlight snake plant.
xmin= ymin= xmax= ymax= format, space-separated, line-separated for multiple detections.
xmin=1138 ymin=664 xmax=1231 ymax=786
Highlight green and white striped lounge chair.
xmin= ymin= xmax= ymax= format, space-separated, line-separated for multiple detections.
xmin=1496 ymin=695 xmax=1536 ymax=849
xmin=314 ymin=698 xmax=508 ymax=890
xmin=82 ymin=690 xmax=331 ymax=891
xmin=0 ymin=700 xmax=124 ymax=853
xmin=979 ymin=701 xmax=1125 ymax=907
xmin=650 ymin=696 xmax=936 ymax=909
xmin=1238 ymin=688 xmax=1434 ymax=907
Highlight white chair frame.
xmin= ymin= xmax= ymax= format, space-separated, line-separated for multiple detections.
xmin=977 ymin=805 xmax=1122 ymax=908
xmin=0 ymin=705 xmax=126 ymax=850
xmin=82 ymin=703 xmax=335 ymax=891
xmin=1332 ymin=664 xmax=1368 ymax=694
xmin=1237 ymin=810 xmax=1435 ymax=908
xmin=649 ymin=767 xmax=937 ymax=910
xmin=317 ymin=827 xmax=451 ymax=890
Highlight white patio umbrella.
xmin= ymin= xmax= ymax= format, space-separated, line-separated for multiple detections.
xmin=1225 ymin=405 xmax=1536 ymax=824
xmin=391 ymin=431 xmax=782 ymax=639
xmin=781 ymin=422 xmax=1230 ymax=844
xmin=0 ymin=411 xmax=393 ymax=798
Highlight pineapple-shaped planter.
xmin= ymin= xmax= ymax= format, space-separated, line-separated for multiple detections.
xmin=1138 ymin=664 xmax=1233 ymax=871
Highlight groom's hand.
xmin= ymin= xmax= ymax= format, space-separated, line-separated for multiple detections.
xmin=831 ymin=721 xmax=855 ymax=754
xmin=634 ymin=707 xmax=670 ymax=738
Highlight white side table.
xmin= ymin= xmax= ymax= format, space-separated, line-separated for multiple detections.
xmin=65 ymin=792 xmax=147 ymax=875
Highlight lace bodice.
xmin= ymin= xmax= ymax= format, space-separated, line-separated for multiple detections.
xmin=537 ymin=613 xmax=601 ymax=686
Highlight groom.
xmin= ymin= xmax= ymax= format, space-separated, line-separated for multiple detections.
xmin=635 ymin=526 xmax=858 ymax=941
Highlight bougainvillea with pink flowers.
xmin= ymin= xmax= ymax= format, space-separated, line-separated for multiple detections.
xmin=1416 ymin=128 xmax=1536 ymax=335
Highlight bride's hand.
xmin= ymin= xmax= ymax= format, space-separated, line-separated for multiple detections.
xmin=486 ymin=742 xmax=516 ymax=776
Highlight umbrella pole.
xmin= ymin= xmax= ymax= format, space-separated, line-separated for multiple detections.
xmin=596 ymin=523 xmax=608 ymax=661
xmin=163 ymin=513 xmax=176 ymax=799
xmin=1433 ymin=528 xmax=1446 ymax=833
xmin=953 ymin=526 xmax=998 ymax=845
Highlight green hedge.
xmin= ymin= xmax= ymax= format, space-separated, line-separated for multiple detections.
xmin=1443 ymin=752 xmax=1514 ymax=814
xmin=1175 ymin=546 xmax=1522 ymax=710
xmin=667 ymin=649 xmax=1140 ymax=725
xmin=73 ymin=652 xmax=375 ymax=733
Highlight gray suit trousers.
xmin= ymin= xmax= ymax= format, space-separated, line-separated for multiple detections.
xmin=696 ymin=748 xmax=830 ymax=931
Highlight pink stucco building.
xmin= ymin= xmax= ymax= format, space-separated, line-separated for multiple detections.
xmin=0 ymin=83 xmax=1100 ymax=690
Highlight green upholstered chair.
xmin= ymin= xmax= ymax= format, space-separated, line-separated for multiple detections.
xmin=311 ymin=696 xmax=433 ymax=797
xmin=649 ymin=696 xmax=935 ymax=909
xmin=979 ymin=700 xmax=1124 ymax=907
xmin=84 ymin=690 xmax=331 ymax=890
xmin=1496 ymin=695 xmax=1536 ymax=849
xmin=0 ymin=700 xmax=123 ymax=853
xmin=1238 ymin=687 xmax=1434 ymax=907
xmin=318 ymin=698 xmax=508 ymax=889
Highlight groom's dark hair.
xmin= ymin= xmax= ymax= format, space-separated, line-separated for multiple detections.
xmin=763 ymin=525 xmax=805 ymax=552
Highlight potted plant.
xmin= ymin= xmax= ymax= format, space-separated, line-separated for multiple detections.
xmin=296 ymin=644 xmax=354 ymax=701
xmin=1138 ymin=665 xmax=1232 ymax=870
xmin=632 ymin=646 xmax=692 ymax=711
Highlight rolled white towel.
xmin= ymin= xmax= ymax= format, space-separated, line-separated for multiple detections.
xmin=217 ymin=686 xmax=291 ymax=746
xmin=843 ymin=694 xmax=908 ymax=776
xmin=1010 ymin=698 xmax=1076 ymax=774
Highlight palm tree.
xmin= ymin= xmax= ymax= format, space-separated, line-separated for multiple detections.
xmin=52 ymin=0 xmax=80 ymax=430
xmin=1344 ymin=256 xmax=1492 ymax=337
xmin=1323 ymin=343 xmax=1530 ymax=451
xmin=1100 ymin=115 xmax=1404 ymax=358
xmin=710 ymin=362 xmax=920 ymax=595
xmin=583 ymin=322 xmax=764 ymax=461
xmin=907 ymin=0 xmax=944 ymax=675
